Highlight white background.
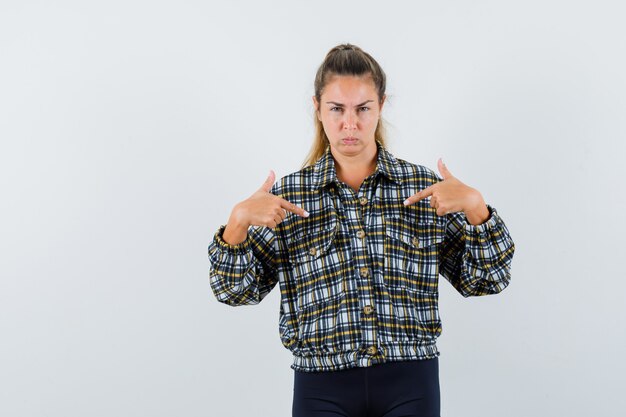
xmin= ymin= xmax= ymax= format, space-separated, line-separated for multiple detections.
xmin=1 ymin=1 xmax=625 ymax=416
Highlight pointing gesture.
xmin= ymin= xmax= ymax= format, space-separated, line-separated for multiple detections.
xmin=223 ymin=170 xmax=309 ymax=245
xmin=258 ymin=170 xmax=275 ymax=192
xmin=403 ymin=158 xmax=490 ymax=224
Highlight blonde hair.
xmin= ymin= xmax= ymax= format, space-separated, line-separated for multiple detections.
xmin=303 ymin=43 xmax=389 ymax=168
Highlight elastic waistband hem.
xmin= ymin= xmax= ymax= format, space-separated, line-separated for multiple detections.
xmin=291 ymin=341 xmax=440 ymax=373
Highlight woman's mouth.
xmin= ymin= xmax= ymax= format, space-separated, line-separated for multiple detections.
xmin=342 ymin=137 xmax=358 ymax=145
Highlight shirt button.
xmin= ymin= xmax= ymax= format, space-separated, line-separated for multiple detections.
xmin=363 ymin=305 xmax=374 ymax=315
xmin=359 ymin=267 xmax=370 ymax=278
xmin=366 ymin=346 xmax=377 ymax=355
xmin=356 ymin=230 xmax=366 ymax=239
xmin=309 ymin=247 xmax=318 ymax=256
xmin=359 ymin=197 xmax=368 ymax=206
xmin=411 ymin=236 xmax=420 ymax=247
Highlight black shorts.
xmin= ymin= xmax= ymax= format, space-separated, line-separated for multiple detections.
xmin=292 ymin=357 xmax=440 ymax=417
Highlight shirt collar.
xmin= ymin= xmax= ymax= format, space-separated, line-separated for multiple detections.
xmin=311 ymin=140 xmax=402 ymax=190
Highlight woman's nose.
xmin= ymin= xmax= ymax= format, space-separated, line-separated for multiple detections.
xmin=343 ymin=112 xmax=357 ymax=131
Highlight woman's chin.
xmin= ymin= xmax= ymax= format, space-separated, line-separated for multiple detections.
xmin=334 ymin=140 xmax=361 ymax=151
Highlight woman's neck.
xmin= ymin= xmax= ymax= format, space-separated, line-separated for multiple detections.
xmin=332 ymin=144 xmax=378 ymax=193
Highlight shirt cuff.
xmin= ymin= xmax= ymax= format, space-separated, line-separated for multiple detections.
xmin=463 ymin=204 xmax=499 ymax=234
xmin=212 ymin=224 xmax=251 ymax=254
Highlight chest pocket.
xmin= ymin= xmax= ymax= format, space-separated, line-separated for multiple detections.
xmin=383 ymin=217 xmax=446 ymax=294
xmin=287 ymin=225 xmax=346 ymax=313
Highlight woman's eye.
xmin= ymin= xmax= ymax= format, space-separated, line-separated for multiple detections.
xmin=329 ymin=106 xmax=369 ymax=112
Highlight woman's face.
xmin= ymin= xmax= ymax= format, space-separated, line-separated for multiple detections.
xmin=313 ymin=74 xmax=385 ymax=159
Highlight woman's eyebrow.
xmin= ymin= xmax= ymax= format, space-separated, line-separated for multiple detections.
xmin=325 ymin=100 xmax=374 ymax=107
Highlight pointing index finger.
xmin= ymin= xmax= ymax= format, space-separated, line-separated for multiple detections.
xmin=279 ymin=198 xmax=310 ymax=218
xmin=403 ymin=186 xmax=434 ymax=206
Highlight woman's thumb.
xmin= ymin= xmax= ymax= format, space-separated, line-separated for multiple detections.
xmin=259 ymin=169 xmax=275 ymax=192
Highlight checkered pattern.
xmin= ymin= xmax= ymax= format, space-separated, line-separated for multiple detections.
xmin=208 ymin=142 xmax=516 ymax=372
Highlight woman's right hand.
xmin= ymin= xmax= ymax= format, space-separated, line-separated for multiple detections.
xmin=222 ymin=170 xmax=309 ymax=245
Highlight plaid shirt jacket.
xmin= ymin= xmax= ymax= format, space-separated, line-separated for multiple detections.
xmin=208 ymin=142 xmax=515 ymax=372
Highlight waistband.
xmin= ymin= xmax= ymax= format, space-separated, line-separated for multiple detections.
xmin=291 ymin=340 xmax=440 ymax=373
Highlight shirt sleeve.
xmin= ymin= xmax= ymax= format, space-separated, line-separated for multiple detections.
xmin=438 ymin=204 xmax=516 ymax=297
xmin=207 ymin=223 xmax=279 ymax=306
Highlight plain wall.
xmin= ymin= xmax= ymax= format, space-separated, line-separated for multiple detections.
xmin=1 ymin=1 xmax=624 ymax=416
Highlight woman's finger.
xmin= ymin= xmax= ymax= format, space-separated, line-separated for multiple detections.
xmin=274 ymin=207 xmax=287 ymax=221
xmin=403 ymin=185 xmax=434 ymax=206
xmin=279 ymin=198 xmax=310 ymax=218
xmin=273 ymin=213 xmax=283 ymax=226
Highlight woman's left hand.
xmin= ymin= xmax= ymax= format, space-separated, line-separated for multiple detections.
xmin=403 ymin=158 xmax=491 ymax=225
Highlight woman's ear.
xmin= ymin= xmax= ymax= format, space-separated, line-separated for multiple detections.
xmin=312 ymin=96 xmax=321 ymax=121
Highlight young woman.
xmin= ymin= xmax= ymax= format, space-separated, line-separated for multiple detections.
xmin=208 ymin=43 xmax=515 ymax=417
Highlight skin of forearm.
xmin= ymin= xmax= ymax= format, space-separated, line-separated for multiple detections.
xmin=222 ymin=208 xmax=249 ymax=245
xmin=464 ymin=200 xmax=490 ymax=225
